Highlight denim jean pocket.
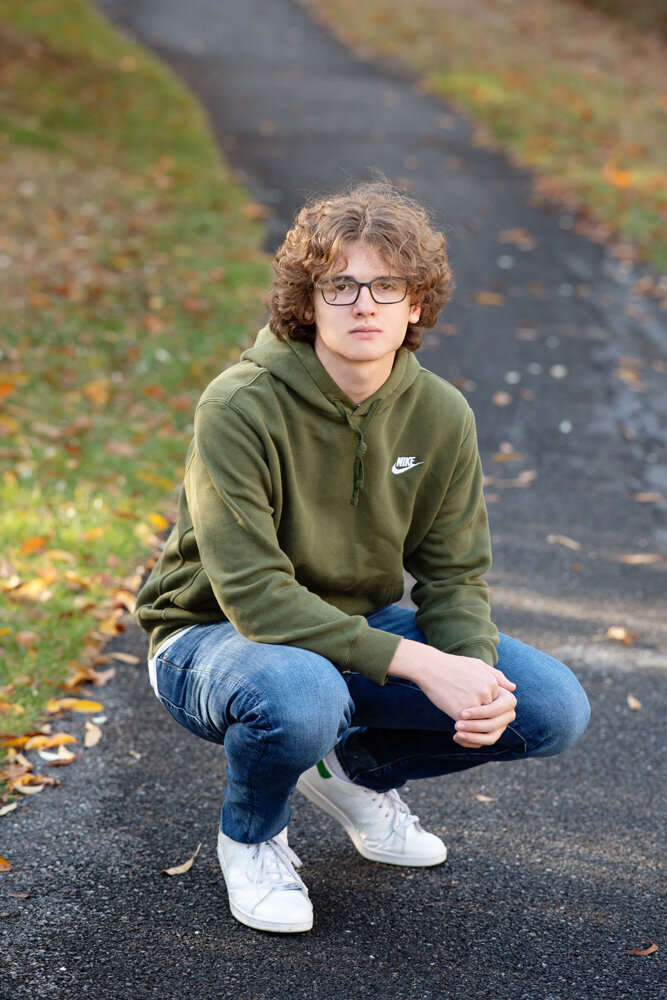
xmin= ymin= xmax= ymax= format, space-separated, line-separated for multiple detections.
xmin=154 ymin=657 xmax=225 ymax=745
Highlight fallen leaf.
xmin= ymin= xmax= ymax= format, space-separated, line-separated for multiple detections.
xmin=108 ymin=652 xmax=140 ymax=665
xmin=627 ymin=941 xmax=658 ymax=956
xmin=21 ymin=536 xmax=47 ymax=555
xmin=84 ymin=721 xmax=103 ymax=748
xmin=46 ymin=697 xmax=104 ymax=714
xmin=475 ymin=794 xmax=498 ymax=803
xmin=0 ymin=803 xmax=18 ymax=817
xmin=620 ymin=553 xmax=662 ymax=565
xmin=0 ymin=700 xmax=25 ymax=717
xmin=633 ymin=492 xmax=664 ymax=503
xmin=161 ymin=843 xmax=201 ymax=876
xmin=39 ymin=744 xmax=77 ymax=764
xmin=473 ymin=291 xmax=505 ymax=307
xmin=547 ymin=534 xmax=582 ymax=551
xmin=492 ymin=391 xmax=513 ymax=406
xmin=626 ymin=694 xmax=642 ymax=711
xmin=0 ymin=856 xmax=11 ymax=872
xmin=607 ymin=626 xmax=638 ymax=645
xmin=8 ymin=893 xmax=29 ymax=898
xmin=24 ymin=733 xmax=78 ymax=751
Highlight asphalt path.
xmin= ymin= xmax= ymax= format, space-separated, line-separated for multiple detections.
xmin=2 ymin=1 xmax=665 ymax=997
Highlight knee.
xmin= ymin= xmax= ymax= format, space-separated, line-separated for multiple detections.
xmin=247 ymin=651 xmax=353 ymax=759
xmin=533 ymin=680 xmax=591 ymax=757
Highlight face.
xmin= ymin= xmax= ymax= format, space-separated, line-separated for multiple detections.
xmin=306 ymin=242 xmax=421 ymax=387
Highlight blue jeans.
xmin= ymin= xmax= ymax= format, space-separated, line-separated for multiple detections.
xmin=152 ymin=605 xmax=590 ymax=844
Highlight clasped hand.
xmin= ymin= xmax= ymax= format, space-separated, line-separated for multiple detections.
xmin=388 ymin=638 xmax=518 ymax=749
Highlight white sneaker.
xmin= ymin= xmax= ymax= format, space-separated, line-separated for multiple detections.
xmin=217 ymin=828 xmax=313 ymax=933
xmin=297 ymin=763 xmax=447 ymax=867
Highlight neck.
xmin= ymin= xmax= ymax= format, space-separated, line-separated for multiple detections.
xmin=314 ymin=347 xmax=395 ymax=404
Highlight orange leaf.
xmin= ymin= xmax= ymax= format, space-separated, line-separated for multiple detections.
xmin=0 ymin=856 xmax=12 ymax=872
xmin=627 ymin=941 xmax=658 ymax=956
xmin=21 ymin=536 xmax=47 ymax=555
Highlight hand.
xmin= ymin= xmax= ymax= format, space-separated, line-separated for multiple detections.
xmin=388 ymin=638 xmax=517 ymax=747
xmin=452 ymin=686 xmax=517 ymax=748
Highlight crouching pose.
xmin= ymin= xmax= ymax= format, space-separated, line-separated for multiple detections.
xmin=135 ymin=181 xmax=590 ymax=933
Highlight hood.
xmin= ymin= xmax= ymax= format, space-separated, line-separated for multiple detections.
xmin=241 ymin=324 xmax=421 ymax=417
xmin=241 ymin=325 xmax=422 ymax=506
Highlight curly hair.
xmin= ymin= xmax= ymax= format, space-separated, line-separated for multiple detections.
xmin=267 ymin=181 xmax=454 ymax=352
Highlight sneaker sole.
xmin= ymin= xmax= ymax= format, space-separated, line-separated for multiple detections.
xmin=217 ymin=842 xmax=313 ymax=933
xmin=296 ymin=774 xmax=447 ymax=867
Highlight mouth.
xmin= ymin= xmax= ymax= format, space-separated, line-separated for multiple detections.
xmin=350 ymin=326 xmax=381 ymax=335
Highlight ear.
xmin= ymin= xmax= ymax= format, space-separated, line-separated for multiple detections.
xmin=409 ymin=301 xmax=421 ymax=324
xmin=303 ymin=306 xmax=314 ymax=322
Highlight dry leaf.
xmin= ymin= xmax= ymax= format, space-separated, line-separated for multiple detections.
xmin=492 ymin=391 xmax=512 ymax=406
xmin=0 ymin=803 xmax=18 ymax=817
xmin=475 ymin=794 xmax=498 ymax=803
xmin=492 ymin=451 xmax=523 ymax=463
xmin=620 ymin=553 xmax=662 ymax=565
xmin=547 ymin=534 xmax=582 ymax=551
xmin=607 ymin=626 xmax=638 ymax=646
xmin=473 ymin=291 xmax=505 ymax=307
xmin=84 ymin=721 xmax=103 ymax=748
xmin=161 ymin=843 xmax=201 ymax=876
xmin=627 ymin=941 xmax=658 ymax=956
xmin=0 ymin=856 xmax=12 ymax=872
xmin=109 ymin=652 xmax=140 ymax=665
xmin=626 ymin=694 xmax=642 ymax=711
xmin=633 ymin=492 xmax=664 ymax=503
xmin=47 ymin=697 xmax=104 ymax=714
xmin=24 ymin=733 xmax=78 ymax=751
xmin=39 ymin=744 xmax=77 ymax=764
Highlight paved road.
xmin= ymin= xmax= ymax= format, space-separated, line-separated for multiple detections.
xmin=3 ymin=1 xmax=665 ymax=998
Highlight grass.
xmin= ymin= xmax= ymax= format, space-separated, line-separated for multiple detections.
xmin=0 ymin=0 xmax=269 ymax=748
xmin=298 ymin=0 xmax=667 ymax=274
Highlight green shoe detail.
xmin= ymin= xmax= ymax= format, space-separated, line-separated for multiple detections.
xmin=316 ymin=760 xmax=332 ymax=779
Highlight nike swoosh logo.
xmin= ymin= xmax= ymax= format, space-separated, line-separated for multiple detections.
xmin=391 ymin=462 xmax=424 ymax=475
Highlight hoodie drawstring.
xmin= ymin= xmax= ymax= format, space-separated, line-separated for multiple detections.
xmin=333 ymin=398 xmax=381 ymax=506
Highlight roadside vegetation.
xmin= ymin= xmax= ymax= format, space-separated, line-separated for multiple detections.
xmin=0 ymin=0 xmax=269 ymax=763
xmin=299 ymin=0 xmax=667 ymax=273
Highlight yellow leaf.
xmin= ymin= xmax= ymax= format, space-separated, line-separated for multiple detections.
xmin=24 ymin=733 xmax=78 ymax=751
xmin=0 ymin=856 xmax=12 ymax=872
xmin=148 ymin=513 xmax=170 ymax=531
xmin=46 ymin=697 xmax=80 ymax=713
xmin=70 ymin=700 xmax=104 ymax=714
xmin=626 ymin=694 xmax=642 ymax=711
xmin=0 ymin=700 xmax=25 ymax=717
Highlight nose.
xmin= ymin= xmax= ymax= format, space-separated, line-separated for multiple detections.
xmin=353 ymin=284 xmax=377 ymax=313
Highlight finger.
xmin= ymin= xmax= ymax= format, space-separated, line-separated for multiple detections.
xmin=461 ymin=694 xmax=517 ymax=721
xmin=455 ymin=711 xmax=515 ymax=735
xmin=453 ymin=727 xmax=508 ymax=748
xmin=492 ymin=667 xmax=516 ymax=691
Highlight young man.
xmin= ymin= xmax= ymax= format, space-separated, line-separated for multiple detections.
xmin=135 ymin=182 xmax=590 ymax=934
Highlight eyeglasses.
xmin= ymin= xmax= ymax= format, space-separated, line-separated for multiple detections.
xmin=317 ymin=276 xmax=409 ymax=306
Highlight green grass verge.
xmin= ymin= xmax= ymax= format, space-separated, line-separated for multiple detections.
xmin=299 ymin=0 xmax=667 ymax=273
xmin=0 ymin=0 xmax=269 ymax=745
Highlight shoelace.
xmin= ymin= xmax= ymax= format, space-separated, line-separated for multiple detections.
xmin=364 ymin=787 xmax=421 ymax=843
xmin=246 ymin=837 xmax=309 ymax=895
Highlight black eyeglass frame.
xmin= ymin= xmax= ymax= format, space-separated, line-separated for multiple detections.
xmin=317 ymin=277 xmax=409 ymax=306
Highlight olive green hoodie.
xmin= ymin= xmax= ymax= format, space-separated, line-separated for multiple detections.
xmin=134 ymin=325 xmax=498 ymax=684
